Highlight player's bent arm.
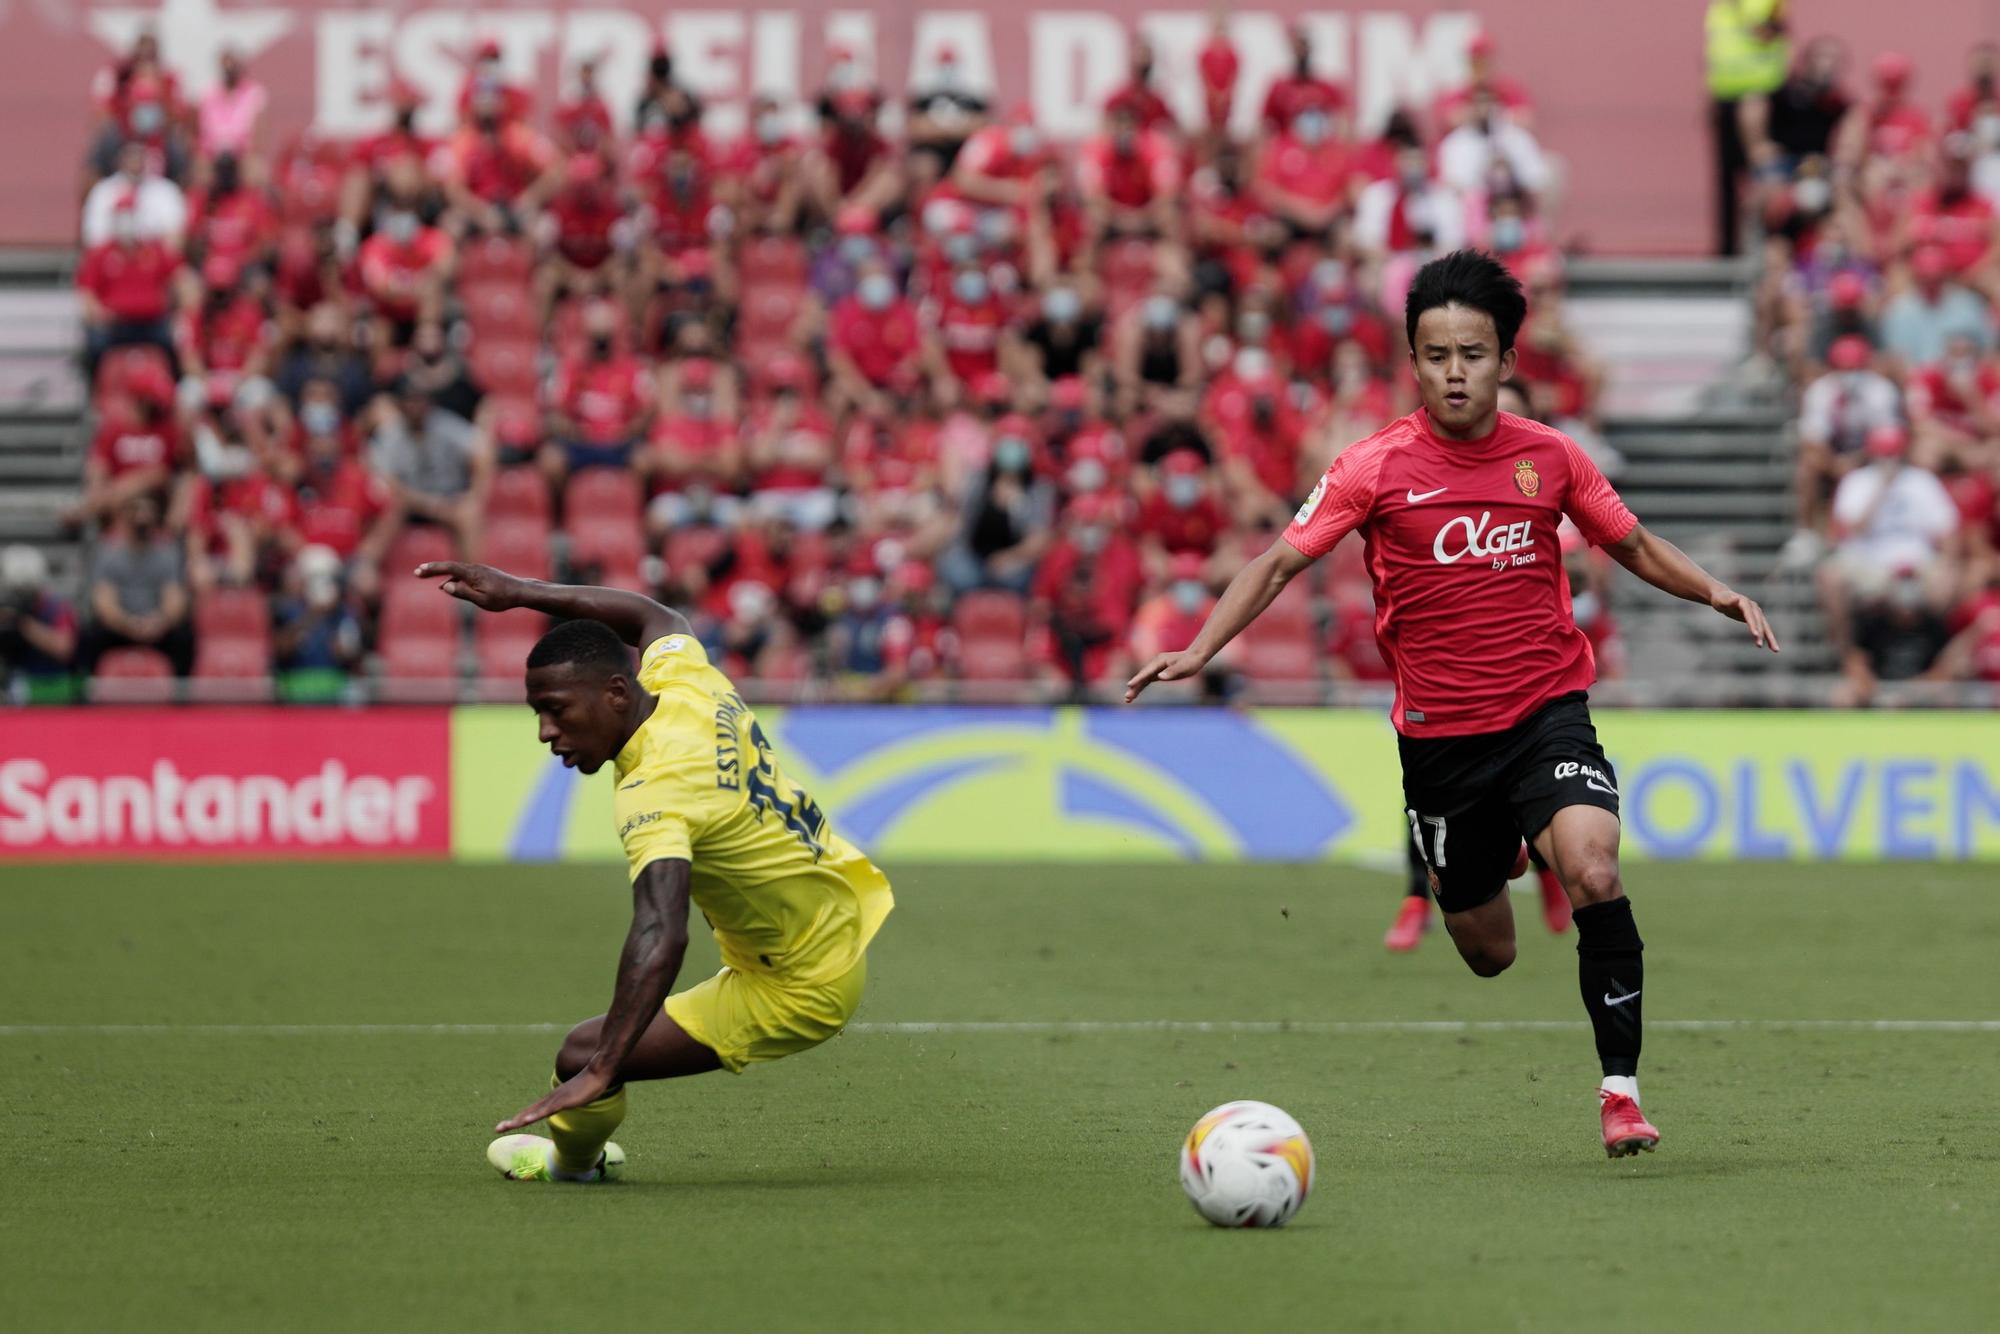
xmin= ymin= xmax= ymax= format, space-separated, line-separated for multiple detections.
xmin=582 ymin=859 xmax=694 ymax=1080
xmin=1605 ymin=522 xmax=1780 ymax=653
xmin=415 ymin=560 xmax=691 ymax=646
xmin=1125 ymin=537 xmax=1315 ymax=700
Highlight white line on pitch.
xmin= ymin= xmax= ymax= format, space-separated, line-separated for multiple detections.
xmin=0 ymin=1019 xmax=1996 ymax=1037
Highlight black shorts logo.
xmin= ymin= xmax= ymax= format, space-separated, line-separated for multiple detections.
xmin=1553 ymin=761 xmax=1618 ymax=797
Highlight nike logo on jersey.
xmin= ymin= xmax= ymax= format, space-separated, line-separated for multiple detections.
xmin=1604 ymin=989 xmax=1641 ymax=1007
xmin=1406 ymin=486 xmax=1449 ymax=503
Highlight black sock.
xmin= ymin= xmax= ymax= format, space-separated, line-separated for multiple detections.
xmin=1573 ymin=896 xmax=1643 ymax=1078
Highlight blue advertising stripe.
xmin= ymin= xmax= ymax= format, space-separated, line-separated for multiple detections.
xmin=508 ymin=754 xmax=578 ymax=861
xmin=1083 ymin=710 xmax=1353 ymax=858
xmin=776 ymin=706 xmax=1052 ymax=778
xmin=1058 ymin=769 xmax=1202 ymax=858
xmin=835 ymin=755 xmax=1019 ymax=846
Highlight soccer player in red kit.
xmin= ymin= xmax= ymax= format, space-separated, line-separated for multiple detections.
xmin=1127 ymin=251 xmax=1780 ymax=1157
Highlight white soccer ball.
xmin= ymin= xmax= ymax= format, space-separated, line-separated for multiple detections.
xmin=1178 ymin=1100 xmax=1315 ymax=1228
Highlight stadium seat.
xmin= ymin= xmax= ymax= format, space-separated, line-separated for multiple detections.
xmin=460 ymin=281 xmax=539 ymax=339
xmin=663 ymin=525 xmax=729 ymax=579
xmin=474 ymin=608 xmax=548 ymax=680
xmin=738 ymin=285 xmax=805 ymax=343
xmin=1101 ymin=239 xmax=1159 ymax=320
xmin=457 ymin=236 xmax=533 ymax=285
xmin=737 ymin=235 xmax=808 ymax=287
xmin=378 ymin=634 xmax=461 ymax=681
xmin=564 ymin=470 xmax=645 ymax=576
xmin=468 ymin=338 xmax=540 ymax=398
xmin=483 ymin=518 xmax=552 ymax=582
xmin=94 ymin=646 xmax=173 ymax=680
xmin=565 ymin=467 xmax=643 ymax=524
xmin=195 ymin=587 xmax=270 ymax=642
xmin=380 ymin=580 xmax=457 ymax=639
xmin=487 ymin=466 xmax=552 ymax=526
xmin=956 ymin=636 xmax=1030 ymax=681
xmin=953 ymin=589 xmax=1027 ymax=642
xmin=487 ymin=394 xmax=543 ymax=452
xmin=1235 ymin=620 xmax=1320 ymax=681
xmin=94 ymin=344 xmax=174 ymax=408
xmin=387 ymin=525 xmax=457 ymax=573
xmin=193 ymin=635 xmax=272 ymax=680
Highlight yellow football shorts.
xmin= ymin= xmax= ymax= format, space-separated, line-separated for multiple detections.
xmin=663 ymin=954 xmax=867 ymax=1073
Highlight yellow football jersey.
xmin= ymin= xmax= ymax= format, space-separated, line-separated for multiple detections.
xmin=611 ymin=634 xmax=892 ymax=984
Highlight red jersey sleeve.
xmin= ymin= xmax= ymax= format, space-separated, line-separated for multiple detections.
xmin=1281 ymin=440 xmax=1383 ymax=558
xmin=1561 ymin=436 xmax=1638 ymax=548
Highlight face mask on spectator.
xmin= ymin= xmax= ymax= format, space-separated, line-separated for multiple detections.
xmin=1793 ymin=177 xmax=1832 ymax=214
xmin=756 ymin=112 xmax=787 ymax=145
xmin=1888 ymin=576 xmax=1925 ymax=612
xmin=1237 ymin=314 xmax=1271 ymax=347
xmin=840 ymin=236 xmax=877 ymax=267
xmin=953 ymin=270 xmax=989 ymax=304
xmin=1399 ymin=160 xmax=1428 ymax=190
xmin=858 ymin=274 xmax=896 ymax=310
xmin=131 ymin=102 xmax=164 ymax=135
xmin=1235 ymin=346 xmax=1272 ymax=379
xmin=1318 ymin=303 xmax=1354 ymax=335
xmin=1075 ymin=524 xmax=1107 ymax=554
xmin=1295 ymin=110 xmax=1330 ymax=145
xmin=1490 ymin=216 xmax=1526 ymax=252
xmin=385 ymin=212 xmax=418 ymax=245
xmin=1979 ymin=112 xmax=2000 ymax=149
xmin=1044 ymin=287 xmax=1081 ymax=323
xmin=1171 ymin=580 xmax=1205 ymax=614
xmin=1113 ymin=128 xmax=1138 ymax=156
xmin=1144 ymin=296 xmax=1178 ymax=331
xmin=302 ymin=402 xmax=340 ymax=437
xmin=1068 ymin=458 xmax=1107 ymax=492
xmin=994 ymin=437 xmax=1031 ymax=471
xmin=1312 ymin=259 xmax=1348 ymax=293
xmin=686 ymin=392 xmax=712 ymax=419
xmin=1165 ymin=474 xmax=1204 ymax=509
xmin=1010 ymin=126 xmax=1038 ymax=157
xmin=112 ymin=213 xmax=140 ymax=243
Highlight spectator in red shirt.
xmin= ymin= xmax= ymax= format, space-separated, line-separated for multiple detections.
xmin=291 ymin=382 xmax=395 ymax=582
xmin=177 ymin=255 xmax=269 ymax=415
xmin=1904 ymin=141 xmax=1997 ymax=279
xmin=641 ymin=139 xmax=723 ymax=267
xmin=1202 ymin=348 xmax=1308 ymax=521
xmin=556 ymin=56 xmax=614 ymax=154
xmin=951 ymin=107 xmax=1050 ymax=211
xmin=1130 ymin=550 xmax=1217 ymax=663
xmin=744 ymin=371 xmax=839 ymax=531
xmin=78 ymin=390 xmax=184 ymax=526
xmin=1078 ymin=103 xmax=1183 ymax=244
xmin=343 ymin=82 xmax=435 ymax=236
xmin=1137 ymin=448 xmax=1229 ymax=570
xmin=642 ymin=359 xmax=744 ymax=536
xmin=1837 ymin=51 xmax=1933 ymax=167
xmin=1253 ymin=105 xmax=1354 ymax=240
xmin=925 ymin=262 xmax=1010 ymax=407
xmin=537 ymin=153 xmax=630 ymax=297
xmin=78 ymin=206 xmax=183 ymax=383
xmin=358 ymin=207 xmax=452 ymax=344
xmin=806 ymin=87 xmax=902 ymax=225
xmin=1103 ymin=36 xmax=1177 ymax=135
xmin=722 ymin=95 xmax=808 ymax=234
xmin=1431 ymin=32 xmax=1535 ymax=134
xmin=1905 ymin=332 xmax=2000 ymax=461
xmin=828 ymin=261 xmax=923 ymax=416
xmin=543 ymin=301 xmax=654 ymax=483
xmin=1034 ymin=490 xmax=1143 ymax=686
xmin=443 ymin=100 xmax=558 ymax=234
xmin=1261 ymin=24 xmax=1349 ymax=139
xmin=455 ymin=38 xmax=534 ymax=128
xmin=1198 ymin=16 xmax=1241 ymax=139
xmin=272 ymin=129 xmax=348 ymax=227
xmin=184 ymin=154 xmax=273 ymax=274
xmin=89 ymin=39 xmax=192 ymax=185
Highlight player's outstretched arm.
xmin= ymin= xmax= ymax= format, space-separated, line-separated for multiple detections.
xmin=1605 ymin=523 xmax=1780 ymax=653
xmin=1125 ymin=536 xmax=1316 ymax=702
xmin=494 ymin=859 xmax=693 ymax=1133
xmin=415 ymin=560 xmax=692 ymax=647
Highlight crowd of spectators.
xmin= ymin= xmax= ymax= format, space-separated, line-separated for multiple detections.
xmin=11 ymin=25 xmax=1610 ymax=702
xmin=1747 ymin=39 xmax=2000 ymax=702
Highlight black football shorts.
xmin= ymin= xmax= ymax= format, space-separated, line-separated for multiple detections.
xmin=1398 ymin=692 xmax=1620 ymax=914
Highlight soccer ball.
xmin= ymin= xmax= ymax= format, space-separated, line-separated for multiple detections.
xmin=1178 ymin=1100 xmax=1315 ymax=1228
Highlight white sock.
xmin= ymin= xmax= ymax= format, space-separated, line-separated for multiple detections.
xmin=1600 ymin=1075 xmax=1639 ymax=1100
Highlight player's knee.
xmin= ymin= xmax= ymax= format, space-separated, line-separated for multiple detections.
xmin=1570 ymin=859 xmax=1623 ymax=906
xmin=1461 ymin=939 xmax=1516 ymax=978
xmin=554 ymin=1019 xmax=601 ymax=1079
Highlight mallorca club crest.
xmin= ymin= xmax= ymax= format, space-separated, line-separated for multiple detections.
xmin=1513 ymin=459 xmax=1541 ymax=498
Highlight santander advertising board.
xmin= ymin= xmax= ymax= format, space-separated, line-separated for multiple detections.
xmin=0 ymin=709 xmax=450 ymax=858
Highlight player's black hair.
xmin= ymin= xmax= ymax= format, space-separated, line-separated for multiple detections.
xmin=525 ymin=619 xmax=631 ymax=680
xmin=1403 ymin=249 xmax=1528 ymax=355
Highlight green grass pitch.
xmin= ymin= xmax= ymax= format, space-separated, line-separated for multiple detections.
xmin=2 ymin=861 xmax=1996 ymax=1333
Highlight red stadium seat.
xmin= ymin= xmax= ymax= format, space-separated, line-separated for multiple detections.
xmin=565 ymin=467 xmax=642 ymax=523
xmin=378 ymin=633 xmax=461 ymax=681
xmin=95 ymin=646 xmax=174 ymax=680
xmin=474 ymin=607 xmax=548 ymax=679
xmin=956 ymin=637 xmax=1030 ymax=681
xmin=1235 ymin=620 xmax=1320 ymax=681
xmin=737 ymin=236 xmax=808 ymax=287
xmin=195 ymin=587 xmax=269 ymax=641
xmin=486 ymin=466 xmax=552 ymax=525
xmin=469 ymin=338 xmax=541 ymax=397
xmin=663 ymin=525 xmax=729 ymax=579
xmin=387 ymin=525 xmax=457 ymax=572
xmin=953 ymin=589 xmax=1027 ymax=641
xmin=457 ymin=236 xmax=533 ymax=285
xmin=738 ymin=286 xmax=805 ymax=343
xmin=1101 ymin=239 xmax=1159 ymax=319
xmin=460 ymin=281 xmax=539 ymax=339
xmin=484 ymin=518 xmax=552 ymax=581
xmin=380 ymin=580 xmax=457 ymax=639
xmin=194 ymin=635 xmax=271 ymax=680
xmin=487 ymin=394 xmax=543 ymax=452
xmin=94 ymin=344 xmax=174 ymax=408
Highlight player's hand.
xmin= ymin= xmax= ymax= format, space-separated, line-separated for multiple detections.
xmin=1125 ymin=650 xmax=1209 ymax=702
xmin=1711 ymin=587 xmax=1781 ymax=653
xmin=494 ymin=1064 xmax=616 ymax=1135
xmin=415 ymin=560 xmax=523 ymax=612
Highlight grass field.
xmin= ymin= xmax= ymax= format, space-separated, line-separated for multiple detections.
xmin=3 ymin=860 xmax=1996 ymax=1333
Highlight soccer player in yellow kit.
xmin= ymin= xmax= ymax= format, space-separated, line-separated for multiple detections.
xmin=416 ymin=560 xmax=894 ymax=1182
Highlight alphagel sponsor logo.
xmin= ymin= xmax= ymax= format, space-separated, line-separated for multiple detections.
xmin=1432 ymin=511 xmax=1535 ymax=564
